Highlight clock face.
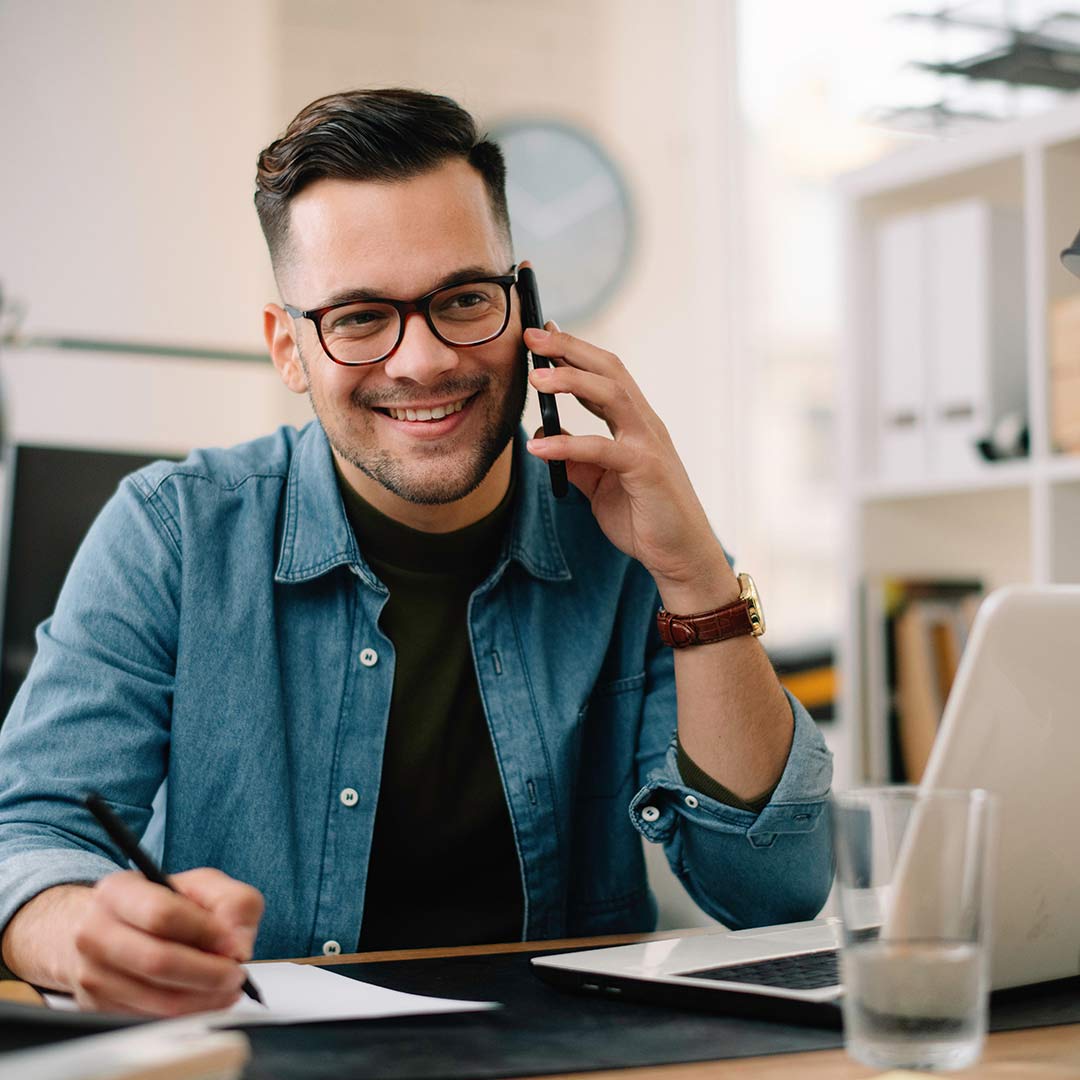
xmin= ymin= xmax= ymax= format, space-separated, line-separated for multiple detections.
xmin=490 ymin=120 xmax=634 ymax=326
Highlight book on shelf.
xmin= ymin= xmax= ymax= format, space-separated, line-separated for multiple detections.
xmin=862 ymin=578 xmax=983 ymax=783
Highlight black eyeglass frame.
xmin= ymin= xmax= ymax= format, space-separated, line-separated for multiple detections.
xmin=284 ymin=266 xmax=519 ymax=367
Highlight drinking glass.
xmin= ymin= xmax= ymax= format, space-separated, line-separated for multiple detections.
xmin=832 ymin=786 xmax=997 ymax=1071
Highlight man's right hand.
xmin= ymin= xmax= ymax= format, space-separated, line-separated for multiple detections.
xmin=2 ymin=868 xmax=264 ymax=1016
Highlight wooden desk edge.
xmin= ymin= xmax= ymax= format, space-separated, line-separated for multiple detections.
xmin=0 ymin=979 xmax=45 ymax=1005
xmin=0 ymin=928 xmax=716 ymax=1010
xmin=273 ymin=925 xmax=718 ymax=966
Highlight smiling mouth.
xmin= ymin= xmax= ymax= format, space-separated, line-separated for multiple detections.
xmin=375 ymin=394 xmax=476 ymax=423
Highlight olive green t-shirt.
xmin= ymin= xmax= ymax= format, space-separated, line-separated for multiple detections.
xmin=339 ymin=470 xmax=523 ymax=951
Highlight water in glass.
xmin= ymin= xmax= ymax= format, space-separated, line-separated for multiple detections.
xmin=842 ymin=939 xmax=987 ymax=1071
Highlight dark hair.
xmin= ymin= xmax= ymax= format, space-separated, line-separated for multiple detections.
xmin=254 ymin=88 xmax=511 ymax=274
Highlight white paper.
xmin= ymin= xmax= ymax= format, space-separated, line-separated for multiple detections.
xmin=217 ymin=961 xmax=497 ymax=1025
xmin=44 ymin=961 xmax=498 ymax=1026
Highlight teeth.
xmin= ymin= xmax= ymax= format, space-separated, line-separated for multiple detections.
xmin=387 ymin=399 xmax=467 ymax=422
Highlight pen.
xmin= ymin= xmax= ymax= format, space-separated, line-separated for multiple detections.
xmin=83 ymin=791 xmax=265 ymax=1007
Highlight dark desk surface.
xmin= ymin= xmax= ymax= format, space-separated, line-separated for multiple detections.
xmin=277 ymin=930 xmax=1080 ymax=1080
xmin=3 ymin=929 xmax=1079 ymax=1078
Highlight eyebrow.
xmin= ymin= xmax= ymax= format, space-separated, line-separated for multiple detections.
xmin=317 ymin=265 xmax=507 ymax=309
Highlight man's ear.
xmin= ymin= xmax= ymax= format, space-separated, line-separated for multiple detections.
xmin=264 ymin=304 xmax=308 ymax=394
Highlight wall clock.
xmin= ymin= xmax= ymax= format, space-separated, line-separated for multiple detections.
xmin=490 ymin=119 xmax=634 ymax=326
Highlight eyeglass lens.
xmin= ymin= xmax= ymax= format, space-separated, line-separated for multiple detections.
xmin=320 ymin=281 xmax=509 ymax=363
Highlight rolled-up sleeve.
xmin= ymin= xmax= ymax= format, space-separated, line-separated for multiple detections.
xmin=631 ymin=681 xmax=834 ymax=930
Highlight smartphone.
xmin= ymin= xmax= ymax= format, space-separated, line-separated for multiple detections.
xmin=517 ymin=267 xmax=568 ymax=499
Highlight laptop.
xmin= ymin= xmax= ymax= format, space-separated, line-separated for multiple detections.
xmin=532 ymin=585 xmax=1080 ymax=1026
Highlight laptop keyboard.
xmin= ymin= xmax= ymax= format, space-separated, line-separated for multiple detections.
xmin=682 ymin=948 xmax=840 ymax=990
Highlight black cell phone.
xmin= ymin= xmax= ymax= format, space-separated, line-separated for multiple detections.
xmin=517 ymin=267 xmax=568 ymax=499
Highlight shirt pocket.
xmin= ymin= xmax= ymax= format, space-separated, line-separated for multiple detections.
xmin=576 ymin=672 xmax=646 ymax=800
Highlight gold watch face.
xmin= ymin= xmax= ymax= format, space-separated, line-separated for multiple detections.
xmin=737 ymin=573 xmax=766 ymax=637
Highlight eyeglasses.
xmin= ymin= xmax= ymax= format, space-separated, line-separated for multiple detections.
xmin=284 ymin=266 xmax=518 ymax=367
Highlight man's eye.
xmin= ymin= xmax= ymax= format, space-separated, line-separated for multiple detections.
xmin=448 ymin=292 xmax=486 ymax=309
xmin=327 ymin=309 xmax=388 ymax=335
xmin=437 ymin=291 xmax=497 ymax=320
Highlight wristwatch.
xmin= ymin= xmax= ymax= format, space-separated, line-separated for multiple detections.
xmin=656 ymin=573 xmax=766 ymax=648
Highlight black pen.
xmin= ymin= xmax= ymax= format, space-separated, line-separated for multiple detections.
xmin=83 ymin=791 xmax=265 ymax=1007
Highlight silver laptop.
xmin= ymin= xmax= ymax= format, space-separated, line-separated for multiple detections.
xmin=532 ymin=586 xmax=1080 ymax=1024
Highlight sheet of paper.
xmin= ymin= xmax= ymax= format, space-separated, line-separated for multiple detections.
xmin=216 ymin=961 xmax=497 ymax=1025
xmin=44 ymin=962 xmax=498 ymax=1026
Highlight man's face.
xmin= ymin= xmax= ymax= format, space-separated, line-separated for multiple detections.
xmin=276 ymin=161 xmax=526 ymax=507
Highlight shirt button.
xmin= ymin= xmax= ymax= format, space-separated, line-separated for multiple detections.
xmin=322 ymin=940 xmax=342 ymax=956
xmin=684 ymin=794 xmax=699 ymax=809
xmin=359 ymin=648 xmax=378 ymax=667
xmin=340 ymin=787 xmax=358 ymax=807
xmin=641 ymin=805 xmax=660 ymax=823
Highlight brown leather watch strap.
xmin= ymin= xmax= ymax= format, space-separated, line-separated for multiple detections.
xmin=656 ymin=599 xmax=755 ymax=648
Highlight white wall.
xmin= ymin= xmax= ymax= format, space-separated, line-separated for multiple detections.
xmin=0 ymin=0 xmax=278 ymax=351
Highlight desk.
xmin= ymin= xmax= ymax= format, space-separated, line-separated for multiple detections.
xmin=281 ymin=930 xmax=1080 ymax=1080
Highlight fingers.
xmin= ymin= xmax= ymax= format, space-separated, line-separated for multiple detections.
xmin=525 ymin=327 xmax=668 ymax=442
xmin=524 ymin=326 xmax=623 ymax=378
xmin=530 ymin=364 xmax=636 ymax=430
xmin=94 ymin=873 xmax=237 ymax=956
xmin=76 ymin=912 xmax=244 ymax=994
xmin=71 ymin=955 xmax=242 ymax=1017
xmin=69 ymin=869 xmax=260 ymax=1017
xmin=526 ymin=433 xmax=635 ymax=473
xmin=172 ymin=868 xmax=265 ymax=962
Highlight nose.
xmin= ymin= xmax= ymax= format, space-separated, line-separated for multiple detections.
xmin=381 ymin=311 xmax=460 ymax=384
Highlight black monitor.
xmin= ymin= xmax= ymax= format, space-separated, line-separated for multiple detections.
xmin=0 ymin=444 xmax=174 ymax=722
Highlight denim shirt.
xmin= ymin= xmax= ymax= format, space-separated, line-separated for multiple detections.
xmin=0 ymin=421 xmax=833 ymax=959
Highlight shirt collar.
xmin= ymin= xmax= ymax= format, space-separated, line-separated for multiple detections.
xmin=274 ymin=421 xmax=364 ymax=586
xmin=503 ymin=427 xmax=572 ymax=583
xmin=274 ymin=422 xmax=571 ymax=586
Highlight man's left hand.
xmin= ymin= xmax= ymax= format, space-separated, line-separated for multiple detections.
xmin=524 ymin=326 xmax=738 ymax=613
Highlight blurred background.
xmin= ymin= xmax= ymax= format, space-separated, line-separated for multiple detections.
xmin=2 ymin=0 xmax=1079 ymax=929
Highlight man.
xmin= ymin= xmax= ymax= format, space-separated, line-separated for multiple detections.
xmin=0 ymin=89 xmax=832 ymax=1016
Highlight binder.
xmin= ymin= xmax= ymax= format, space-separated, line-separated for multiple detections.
xmin=873 ymin=199 xmax=1027 ymax=480
xmin=926 ymin=200 xmax=1026 ymax=475
xmin=875 ymin=210 xmax=928 ymax=480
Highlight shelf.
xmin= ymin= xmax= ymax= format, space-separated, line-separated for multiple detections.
xmin=838 ymin=97 xmax=1080 ymax=787
xmin=857 ymin=454 xmax=1080 ymax=501
xmin=859 ymin=487 xmax=1031 ymax=587
xmin=856 ymin=459 xmax=1034 ymax=502
xmin=1046 ymin=454 xmax=1080 ymax=484
xmin=836 ymin=97 xmax=1080 ymax=201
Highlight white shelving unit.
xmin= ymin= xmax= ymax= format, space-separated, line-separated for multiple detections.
xmin=835 ymin=98 xmax=1080 ymax=790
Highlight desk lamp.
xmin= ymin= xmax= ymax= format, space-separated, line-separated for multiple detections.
xmin=1064 ymin=228 xmax=1080 ymax=279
